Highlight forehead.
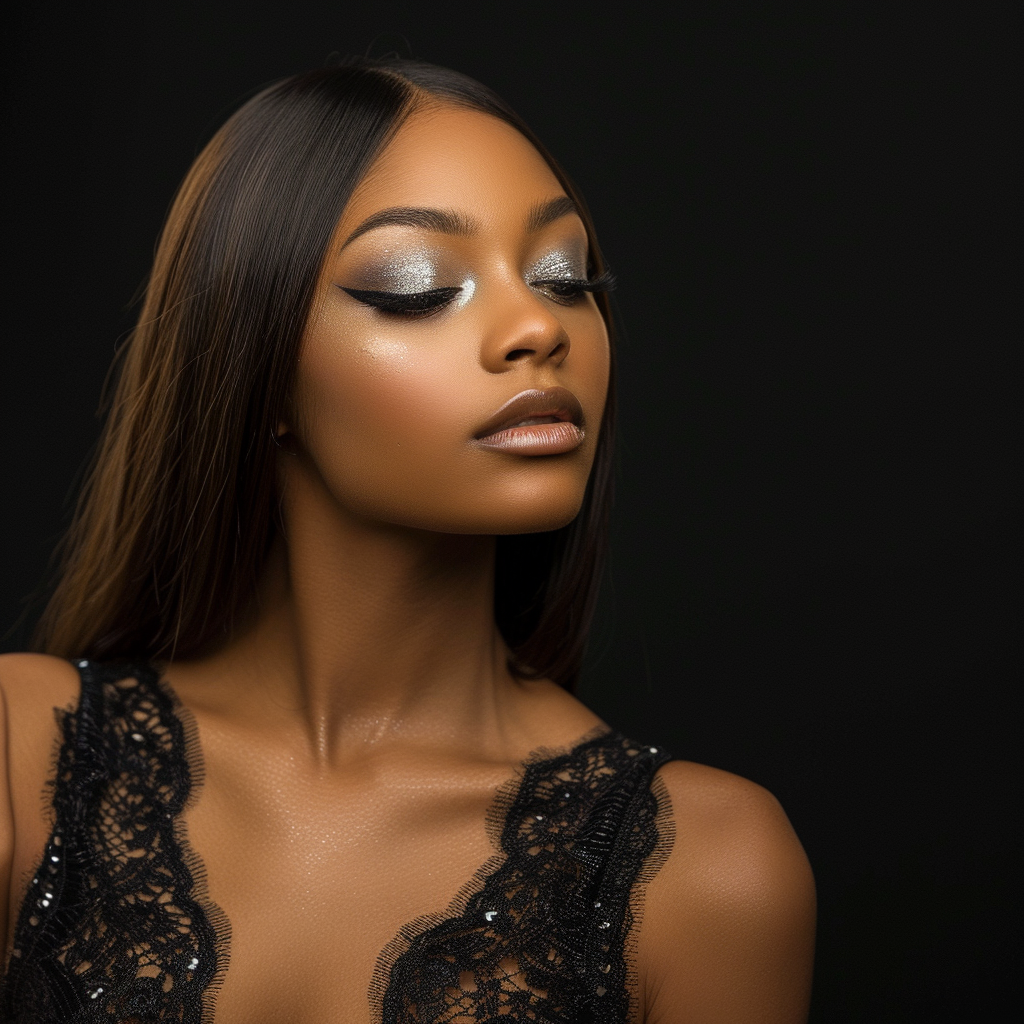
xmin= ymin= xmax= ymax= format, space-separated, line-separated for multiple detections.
xmin=338 ymin=102 xmax=569 ymax=234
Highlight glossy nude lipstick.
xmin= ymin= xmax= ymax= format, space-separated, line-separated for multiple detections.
xmin=473 ymin=387 xmax=585 ymax=455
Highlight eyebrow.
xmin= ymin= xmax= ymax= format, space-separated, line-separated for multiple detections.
xmin=525 ymin=195 xmax=580 ymax=233
xmin=342 ymin=207 xmax=476 ymax=248
xmin=341 ymin=195 xmax=581 ymax=249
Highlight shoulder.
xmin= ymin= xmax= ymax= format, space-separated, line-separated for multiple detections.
xmin=0 ymin=652 xmax=81 ymax=733
xmin=0 ymin=655 xmax=81 ymax=827
xmin=0 ymin=653 xmax=81 ymax=812
xmin=650 ymin=759 xmax=809 ymax=863
xmin=635 ymin=760 xmax=816 ymax=1024
xmin=0 ymin=654 xmax=81 ymax=951
xmin=648 ymin=761 xmax=814 ymax=913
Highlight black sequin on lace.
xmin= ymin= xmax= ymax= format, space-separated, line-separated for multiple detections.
xmin=0 ymin=661 xmax=227 ymax=1023
xmin=374 ymin=732 xmax=674 ymax=1024
xmin=1 ymin=662 xmax=673 ymax=1023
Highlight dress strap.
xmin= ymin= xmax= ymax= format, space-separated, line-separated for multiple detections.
xmin=0 ymin=659 xmax=226 ymax=1024
xmin=375 ymin=730 xmax=674 ymax=1024
xmin=583 ymin=741 xmax=674 ymax=1015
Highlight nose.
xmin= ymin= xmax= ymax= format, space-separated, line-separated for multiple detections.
xmin=478 ymin=281 xmax=571 ymax=373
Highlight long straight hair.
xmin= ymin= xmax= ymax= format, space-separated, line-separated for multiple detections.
xmin=34 ymin=57 xmax=616 ymax=691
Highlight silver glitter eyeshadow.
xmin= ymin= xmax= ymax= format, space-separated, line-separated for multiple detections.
xmin=528 ymin=248 xmax=587 ymax=281
xmin=368 ymin=250 xmax=438 ymax=294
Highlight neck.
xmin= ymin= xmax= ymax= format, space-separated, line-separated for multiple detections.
xmin=208 ymin=456 xmax=518 ymax=764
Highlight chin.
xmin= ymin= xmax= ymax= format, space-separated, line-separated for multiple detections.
xmin=494 ymin=498 xmax=586 ymax=536
xmin=319 ymin=455 xmax=594 ymax=537
xmin=436 ymin=479 xmax=588 ymax=536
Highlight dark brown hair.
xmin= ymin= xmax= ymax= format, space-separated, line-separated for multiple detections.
xmin=34 ymin=56 xmax=616 ymax=691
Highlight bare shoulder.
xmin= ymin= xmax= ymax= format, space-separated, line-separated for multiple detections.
xmin=651 ymin=760 xmax=810 ymax=867
xmin=635 ymin=761 xmax=816 ymax=1024
xmin=0 ymin=654 xmax=81 ymax=953
xmin=0 ymin=654 xmax=81 ymax=821
xmin=0 ymin=653 xmax=80 ymax=807
xmin=0 ymin=652 xmax=80 ymax=730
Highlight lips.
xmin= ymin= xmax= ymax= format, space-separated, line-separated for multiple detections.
xmin=474 ymin=387 xmax=585 ymax=455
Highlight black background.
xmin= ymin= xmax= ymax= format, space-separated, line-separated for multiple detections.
xmin=1 ymin=3 xmax=1017 ymax=1021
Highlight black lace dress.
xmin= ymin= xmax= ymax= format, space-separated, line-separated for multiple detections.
xmin=1 ymin=660 xmax=675 ymax=1023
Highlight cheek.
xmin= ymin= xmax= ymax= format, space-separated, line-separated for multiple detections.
xmin=302 ymin=334 xmax=451 ymax=441
xmin=291 ymin=317 xmax=475 ymax=515
xmin=576 ymin=317 xmax=611 ymax=428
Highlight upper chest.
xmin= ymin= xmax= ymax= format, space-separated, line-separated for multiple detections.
xmin=178 ymin=726 xmax=660 ymax=1024
xmin=5 ymin=666 xmax=665 ymax=1024
xmin=183 ymin=732 xmax=512 ymax=1023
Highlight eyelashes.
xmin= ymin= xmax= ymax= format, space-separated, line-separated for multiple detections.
xmin=340 ymin=286 xmax=461 ymax=315
xmin=534 ymin=270 xmax=616 ymax=305
xmin=340 ymin=270 xmax=615 ymax=318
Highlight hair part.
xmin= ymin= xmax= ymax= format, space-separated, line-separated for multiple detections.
xmin=35 ymin=56 xmax=616 ymax=692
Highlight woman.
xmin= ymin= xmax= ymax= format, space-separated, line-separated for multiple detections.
xmin=0 ymin=57 xmax=815 ymax=1022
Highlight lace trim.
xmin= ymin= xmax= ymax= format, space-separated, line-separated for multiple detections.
xmin=0 ymin=660 xmax=230 ymax=1023
xmin=1 ymin=663 xmax=673 ymax=1024
xmin=371 ymin=730 xmax=674 ymax=1024
xmin=622 ymin=770 xmax=676 ymax=1020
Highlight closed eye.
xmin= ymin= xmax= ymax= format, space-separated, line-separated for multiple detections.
xmin=531 ymin=270 xmax=616 ymax=305
xmin=340 ymin=286 xmax=461 ymax=317
xmin=341 ymin=270 xmax=614 ymax=316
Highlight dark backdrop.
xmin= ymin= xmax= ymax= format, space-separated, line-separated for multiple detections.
xmin=1 ymin=3 xmax=1016 ymax=1021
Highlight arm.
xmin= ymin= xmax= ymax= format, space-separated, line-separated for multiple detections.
xmin=637 ymin=761 xmax=816 ymax=1024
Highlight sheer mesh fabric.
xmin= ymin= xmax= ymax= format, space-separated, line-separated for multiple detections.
xmin=1 ymin=662 xmax=673 ymax=1023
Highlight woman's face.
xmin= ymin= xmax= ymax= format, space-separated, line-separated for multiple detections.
xmin=286 ymin=101 xmax=611 ymax=535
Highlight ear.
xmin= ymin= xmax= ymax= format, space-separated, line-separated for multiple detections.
xmin=272 ymin=418 xmax=295 ymax=451
xmin=275 ymin=392 xmax=301 ymax=448
xmin=273 ymin=411 xmax=304 ymax=454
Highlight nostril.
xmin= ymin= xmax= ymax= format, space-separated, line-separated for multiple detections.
xmin=505 ymin=348 xmax=534 ymax=361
